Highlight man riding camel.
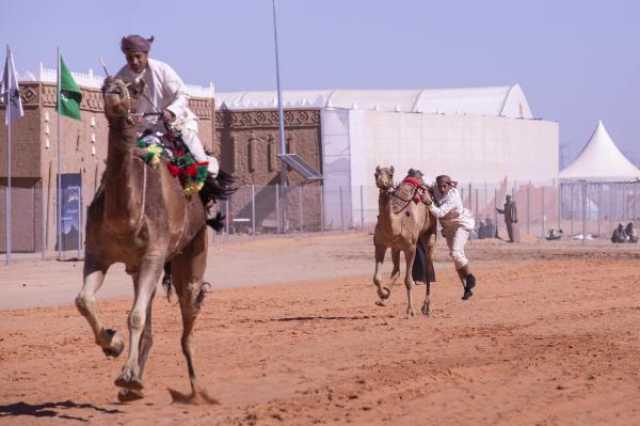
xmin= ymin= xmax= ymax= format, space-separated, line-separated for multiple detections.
xmin=115 ymin=34 xmax=219 ymax=177
xmin=424 ymin=175 xmax=477 ymax=300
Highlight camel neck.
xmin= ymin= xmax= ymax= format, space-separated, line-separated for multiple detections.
xmin=103 ymin=121 xmax=143 ymax=229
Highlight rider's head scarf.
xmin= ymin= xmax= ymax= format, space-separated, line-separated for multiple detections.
xmin=121 ymin=35 xmax=154 ymax=54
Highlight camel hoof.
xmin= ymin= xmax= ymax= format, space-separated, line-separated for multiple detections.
xmin=406 ymin=308 xmax=416 ymax=318
xmin=117 ymin=388 xmax=144 ymax=402
xmin=100 ymin=329 xmax=125 ymax=358
xmin=115 ymin=369 xmax=144 ymax=390
xmin=375 ymin=300 xmax=386 ymax=307
xmin=421 ymin=302 xmax=430 ymax=317
xmin=377 ymin=287 xmax=391 ymax=300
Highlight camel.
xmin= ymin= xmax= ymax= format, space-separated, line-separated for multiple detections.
xmin=372 ymin=166 xmax=437 ymax=316
xmin=75 ymin=78 xmax=229 ymax=402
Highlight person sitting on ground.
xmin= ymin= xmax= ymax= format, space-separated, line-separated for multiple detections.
xmin=546 ymin=228 xmax=563 ymax=241
xmin=611 ymin=223 xmax=628 ymax=243
xmin=423 ymin=175 xmax=477 ymax=300
xmin=625 ymin=222 xmax=638 ymax=243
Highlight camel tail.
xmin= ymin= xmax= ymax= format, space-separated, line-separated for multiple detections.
xmin=206 ymin=211 xmax=226 ymax=232
xmin=200 ymin=170 xmax=237 ymax=205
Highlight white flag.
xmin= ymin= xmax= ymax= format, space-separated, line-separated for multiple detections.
xmin=1 ymin=45 xmax=24 ymax=125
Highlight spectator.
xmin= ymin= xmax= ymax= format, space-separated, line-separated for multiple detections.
xmin=497 ymin=195 xmax=519 ymax=242
xmin=611 ymin=223 xmax=628 ymax=243
xmin=625 ymin=222 xmax=638 ymax=243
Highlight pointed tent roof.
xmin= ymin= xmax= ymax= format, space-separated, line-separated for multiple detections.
xmin=559 ymin=121 xmax=640 ymax=181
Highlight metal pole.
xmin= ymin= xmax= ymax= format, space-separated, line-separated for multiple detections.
xmin=527 ymin=181 xmax=531 ymax=235
xmin=77 ymin=181 xmax=82 ymax=258
xmin=320 ymin=185 xmax=325 ymax=232
xmin=541 ymin=185 xmax=545 ymax=238
xmin=4 ymin=45 xmax=13 ymax=265
xmin=41 ymin=178 xmax=46 ymax=259
xmin=360 ymin=185 xmax=365 ymax=229
xmin=474 ymin=188 xmax=479 ymax=223
xmin=5 ymin=100 xmax=11 ymax=265
xmin=597 ymin=183 xmax=602 ymax=237
xmin=57 ymin=47 xmax=63 ymax=259
xmin=557 ymin=180 xmax=561 ymax=232
xmin=275 ymin=183 xmax=280 ymax=233
xmin=272 ymin=0 xmax=288 ymax=233
xmin=339 ymin=186 xmax=345 ymax=232
xmin=225 ymin=198 xmax=230 ymax=234
xmin=570 ymin=184 xmax=574 ymax=236
xmin=251 ymin=184 xmax=256 ymax=236
xmin=609 ymin=183 xmax=614 ymax=234
xmin=582 ymin=181 xmax=587 ymax=244
xmin=299 ymin=185 xmax=303 ymax=232
xmin=494 ymin=187 xmax=499 ymax=238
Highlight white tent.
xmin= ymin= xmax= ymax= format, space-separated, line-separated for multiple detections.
xmin=217 ymin=84 xmax=533 ymax=119
xmin=559 ymin=121 xmax=640 ymax=181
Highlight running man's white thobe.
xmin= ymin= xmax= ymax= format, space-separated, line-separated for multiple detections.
xmin=428 ymin=187 xmax=475 ymax=269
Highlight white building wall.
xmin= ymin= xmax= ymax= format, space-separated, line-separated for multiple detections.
xmin=348 ymin=111 xmax=558 ymax=224
xmin=320 ymin=109 xmax=353 ymax=229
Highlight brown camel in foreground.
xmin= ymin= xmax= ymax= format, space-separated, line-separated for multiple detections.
xmin=373 ymin=166 xmax=437 ymax=316
xmin=75 ymin=78 xmax=224 ymax=402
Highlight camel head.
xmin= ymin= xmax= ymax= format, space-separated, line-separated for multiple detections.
xmin=375 ymin=165 xmax=395 ymax=190
xmin=102 ymin=77 xmax=145 ymax=123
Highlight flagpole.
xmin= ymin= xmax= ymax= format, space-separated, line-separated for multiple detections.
xmin=5 ymin=45 xmax=12 ymax=265
xmin=57 ymin=47 xmax=62 ymax=259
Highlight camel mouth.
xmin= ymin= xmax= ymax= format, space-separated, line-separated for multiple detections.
xmin=102 ymin=78 xmax=136 ymax=121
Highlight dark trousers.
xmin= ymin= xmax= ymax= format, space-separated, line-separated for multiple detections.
xmin=506 ymin=221 xmax=520 ymax=242
xmin=412 ymin=241 xmax=436 ymax=283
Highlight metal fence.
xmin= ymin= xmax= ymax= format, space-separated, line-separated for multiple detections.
xmin=2 ymin=179 xmax=640 ymax=260
xmin=220 ymin=180 xmax=640 ymax=241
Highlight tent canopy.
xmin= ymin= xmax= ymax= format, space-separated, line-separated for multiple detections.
xmin=217 ymin=84 xmax=533 ymax=119
xmin=559 ymin=121 xmax=640 ymax=181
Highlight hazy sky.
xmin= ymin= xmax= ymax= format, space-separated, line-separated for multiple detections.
xmin=2 ymin=0 xmax=638 ymax=166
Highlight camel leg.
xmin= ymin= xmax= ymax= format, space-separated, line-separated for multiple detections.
xmin=172 ymin=227 xmax=209 ymax=398
xmin=76 ymin=255 xmax=124 ymax=357
xmin=373 ymin=243 xmax=391 ymax=303
xmin=118 ymin=287 xmax=156 ymax=402
xmin=403 ymin=246 xmax=417 ymax=317
xmin=390 ymin=249 xmax=401 ymax=284
xmin=115 ymin=256 xmax=164 ymax=390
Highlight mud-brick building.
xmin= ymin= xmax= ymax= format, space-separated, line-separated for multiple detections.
xmin=0 ymin=69 xmax=215 ymax=254
xmin=215 ymin=108 xmax=323 ymax=233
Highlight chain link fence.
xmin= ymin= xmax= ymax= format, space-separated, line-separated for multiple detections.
xmin=2 ymin=179 xmax=640 ymax=260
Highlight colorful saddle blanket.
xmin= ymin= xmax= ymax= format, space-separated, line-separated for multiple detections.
xmin=136 ymin=131 xmax=208 ymax=196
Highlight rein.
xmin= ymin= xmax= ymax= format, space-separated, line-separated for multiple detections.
xmin=389 ymin=177 xmax=429 ymax=214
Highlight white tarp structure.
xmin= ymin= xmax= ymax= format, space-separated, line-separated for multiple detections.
xmin=218 ymin=85 xmax=559 ymax=227
xmin=559 ymin=120 xmax=640 ymax=181
xmin=218 ymin=85 xmax=532 ymax=118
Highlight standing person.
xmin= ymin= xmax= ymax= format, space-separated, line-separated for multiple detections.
xmin=423 ymin=175 xmax=477 ymax=300
xmin=114 ymin=34 xmax=219 ymax=177
xmin=497 ymin=194 xmax=519 ymax=242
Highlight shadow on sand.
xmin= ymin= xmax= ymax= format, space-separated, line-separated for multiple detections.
xmin=168 ymin=388 xmax=219 ymax=405
xmin=0 ymin=400 xmax=123 ymax=423
xmin=271 ymin=314 xmax=396 ymax=322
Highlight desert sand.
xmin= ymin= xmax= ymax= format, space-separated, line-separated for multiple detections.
xmin=1 ymin=232 xmax=639 ymax=425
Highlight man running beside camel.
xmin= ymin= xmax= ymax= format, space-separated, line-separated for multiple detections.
xmin=423 ymin=175 xmax=477 ymax=300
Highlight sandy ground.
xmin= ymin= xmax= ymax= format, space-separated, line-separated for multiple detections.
xmin=1 ymin=232 xmax=640 ymax=425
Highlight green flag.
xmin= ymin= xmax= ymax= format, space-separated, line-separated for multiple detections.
xmin=57 ymin=55 xmax=82 ymax=120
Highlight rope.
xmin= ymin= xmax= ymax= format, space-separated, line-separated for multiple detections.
xmin=134 ymin=162 xmax=148 ymax=236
